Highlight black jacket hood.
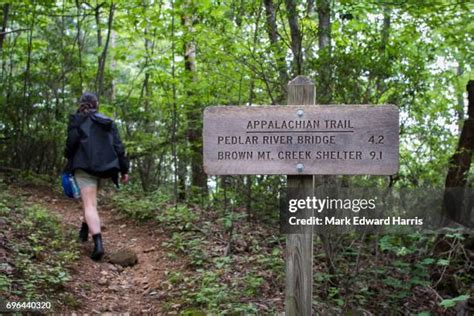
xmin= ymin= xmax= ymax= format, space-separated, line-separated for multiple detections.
xmin=70 ymin=112 xmax=113 ymax=130
xmin=90 ymin=113 xmax=113 ymax=130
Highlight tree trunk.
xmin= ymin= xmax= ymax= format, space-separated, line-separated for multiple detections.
xmin=94 ymin=2 xmax=103 ymax=88
xmin=443 ymin=80 xmax=474 ymax=223
xmin=263 ymin=0 xmax=288 ymax=102
xmin=96 ymin=2 xmax=115 ymax=99
xmin=1 ymin=4 xmax=9 ymax=85
xmin=376 ymin=6 xmax=391 ymax=95
xmin=18 ymin=5 xmax=36 ymax=170
xmin=74 ymin=0 xmax=84 ymax=92
xmin=456 ymin=63 xmax=465 ymax=133
xmin=246 ymin=175 xmax=252 ymax=220
xmin=0 ymin=4 xmax=9 ymax=52
xmin=380 ymin=6 xmax=390 ymax=52
xmin=95 ymin=4 xmax=103 ymax=50
xmin=182 ymin=1 xmax=207 ymax=196
xmin=306 ymin=0 xmax=314 ymax=16
xmin=138 ymin=70 xmax=155 ymax=192
xmin=285 ymin=0 xmax=302 ymax=76
xmin=317 ymin=0 xmax=332 ymax=104
xmin=137 ymin=0 xmax=157 ymax=192
xmin=316 ymin=0 xmax=337 ymax=274
xmin=170 ymin=0 xmax=180 ymax=202
xmin=178 ymin=156 xmax=187 ymax=201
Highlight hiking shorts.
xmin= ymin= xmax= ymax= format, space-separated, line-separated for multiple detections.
xmin=74 ymin=169 xmax=100 ymax=189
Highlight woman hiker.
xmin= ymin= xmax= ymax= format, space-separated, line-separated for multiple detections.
xmin=64 ymin=92 xmax=129 ymax=260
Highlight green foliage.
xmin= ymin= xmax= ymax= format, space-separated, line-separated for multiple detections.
xmin=0 ymin=189 xmax=79 ymax=304
xmin=379 ymin=235 xmax=417 ymax=256
xmin=439 ymin=294 xmax=469 ymax=309
xmin=113 ymin=185 xmax=172 ymax=221
xmin=0 ymin=274 xmax=12 ymax=294
xmin=310 ymin=231 xmax=473 ymax=313
xmin=2 ymin=0 xmax=470 ymax=193
xmin=111 ymin=184 xmax=283 ymax=313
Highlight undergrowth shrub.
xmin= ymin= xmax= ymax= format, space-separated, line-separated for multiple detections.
xmin=0 ymin=188 xmax=79 ymax=308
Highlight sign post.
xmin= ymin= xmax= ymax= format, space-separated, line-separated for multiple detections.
xmin=285 ymin=76 xmax=315 ymax=316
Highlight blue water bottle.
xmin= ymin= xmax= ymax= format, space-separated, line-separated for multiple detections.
xmin=70 ymin=174 xmax=81 ymax=199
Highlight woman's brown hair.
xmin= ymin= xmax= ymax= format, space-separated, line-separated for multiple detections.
xmin=78 ymin=92 xmax=98 ymax=114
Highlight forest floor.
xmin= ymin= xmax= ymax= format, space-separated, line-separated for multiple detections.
xmin=8 ymin=184 xmax=187 ymax=314
xmin=2 ymin=176 xmax=286 ymax=314
xmin=2 ymin=177 xmax=472 ymax=314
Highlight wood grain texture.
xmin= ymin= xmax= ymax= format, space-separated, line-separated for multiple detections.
xmin=285 ymin=76 xmax=314 ymax=316
xmin=203 ymin=104 xmax=399 ymax=175
xmin=286 ymin=175 xmax=314 ymax=316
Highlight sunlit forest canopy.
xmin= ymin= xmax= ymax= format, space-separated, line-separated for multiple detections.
xmin=0 ymin=0 xmax=473 ymax=195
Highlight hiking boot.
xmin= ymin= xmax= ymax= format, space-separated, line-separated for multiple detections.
xmin=91 ymin=233 xmax=104 ymax=261
xmin=79 ymin=222 xmax=89 ymax=242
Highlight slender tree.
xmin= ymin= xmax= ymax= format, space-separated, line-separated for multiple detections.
xmin=285 ymin=0 xmax=302 ymax=76
xmin=444 ymin=80 xmax=474 ymax=223
xmin=182 ymin=0 xmax=207 ymax=196
xmin=263 ymin=0 xmax=288 ymax=102
xmin=0 ymin=4 xmax=9 ymax=52
xmin=317 ymin=0 xmax=332 ymax=104
xmin=96 ymin=2 xmax=115 ymax=99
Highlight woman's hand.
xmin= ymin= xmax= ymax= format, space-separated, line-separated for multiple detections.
xmin=121 ymin=174 xmax=129 ymax=185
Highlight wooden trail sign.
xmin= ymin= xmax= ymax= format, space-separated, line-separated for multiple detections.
xmin=202 ymin=76 xmax=400 ymax=315
xmin=203 ymin=105 xmax=398 ymax=175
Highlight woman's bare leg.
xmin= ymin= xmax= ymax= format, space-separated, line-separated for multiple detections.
xmin=81 ymin=186 xmax=100 ymax=235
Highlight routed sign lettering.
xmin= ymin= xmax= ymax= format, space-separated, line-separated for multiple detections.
xmin=203 ymin=105 xmax=399 ymax=175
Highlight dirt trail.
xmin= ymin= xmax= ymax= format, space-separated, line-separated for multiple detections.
xmin=18 ymin=186 xmax=184 ymax=314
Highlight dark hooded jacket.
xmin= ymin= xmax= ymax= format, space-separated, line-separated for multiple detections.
xmin=64 ymin=112 xmax=129 ymax=183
